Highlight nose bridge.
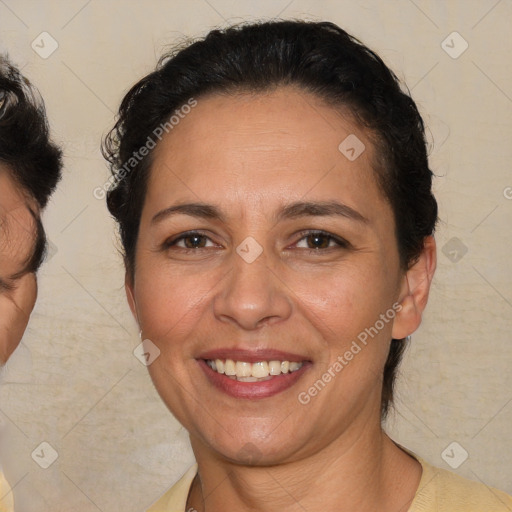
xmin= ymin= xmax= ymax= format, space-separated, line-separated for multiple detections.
xmin=213 ymin=241 xmax=292 ymax=329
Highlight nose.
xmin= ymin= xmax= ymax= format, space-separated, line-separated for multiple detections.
xmin=213 ymin=247 xmax=292 ymax=331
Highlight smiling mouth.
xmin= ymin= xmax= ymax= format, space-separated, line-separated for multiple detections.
xmin=204 ymin=359 xmax=304 ymax=382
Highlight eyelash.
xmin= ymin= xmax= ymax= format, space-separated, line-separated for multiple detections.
xmin=162 ymin=230 xmax=350 ymax=253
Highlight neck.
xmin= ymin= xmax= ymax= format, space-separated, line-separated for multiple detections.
xmin=187 ymin=419 xmax=421 ymax=512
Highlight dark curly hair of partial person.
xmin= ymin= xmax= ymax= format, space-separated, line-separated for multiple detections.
xmin=0 ymin=55 xmax=63 ymax=272
xmin=102 ymin=20 xmax=438 ymax=418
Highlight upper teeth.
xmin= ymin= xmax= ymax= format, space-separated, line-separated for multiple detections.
xmin=206 ymin=359 xmax=303 ymax=379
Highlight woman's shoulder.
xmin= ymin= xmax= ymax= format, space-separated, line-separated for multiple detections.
xmin=410 ymin=453 xmax=512 ymax=512
xmin=0 ymin=470 xmax=14 ymax=512
xmin=146 ymin=463 xmax=198 ymax=512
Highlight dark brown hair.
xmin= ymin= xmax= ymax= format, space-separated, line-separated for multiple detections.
xmin=0 ymin=55 xmax=62 ymax=273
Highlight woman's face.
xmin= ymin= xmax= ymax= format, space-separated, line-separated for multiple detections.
xmin=0 ymin=167 xmax=38 ymax=365
xmin=127 ymin=87 xmax=418 ymax=464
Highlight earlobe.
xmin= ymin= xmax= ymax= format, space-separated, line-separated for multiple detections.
xmin=392 ymin=236 xmax=437 ymax=340
xmin=125 ymin=272 xmax=139 ymax=325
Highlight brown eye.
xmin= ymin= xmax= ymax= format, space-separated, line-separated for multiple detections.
xmin=305 ymin=233 xmax=331 ymax=249
xmin=182 ymin=234 xmax=207 ymax=249
xmin=162 ymin=231 xmax=217 ymax=251
xmin=295 ymin=231 xmax=348 ymax=251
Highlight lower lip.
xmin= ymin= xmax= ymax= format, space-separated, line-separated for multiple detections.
xmin=198 ymin=360 xmax=311 ymax=399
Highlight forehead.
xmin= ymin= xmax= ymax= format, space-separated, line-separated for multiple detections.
xmin=154 ymin=86 xmax=370 ymax=165
xmin=0 ymin=164 xmax=29 ymax=211
xmin=146 ymin=87 xmax=390 ymax=223
xmin=0 ymin=165 xmax=38 ymax=277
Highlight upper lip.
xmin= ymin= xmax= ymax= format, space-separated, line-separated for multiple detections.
xmin=197 ymin=348 xmax=310 ymax=363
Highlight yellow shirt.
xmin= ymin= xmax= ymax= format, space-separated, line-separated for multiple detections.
xmin=0 ymin=471 xmax=13 ymax=512
xmin=146 ymin=454 xmax=512 ymax=511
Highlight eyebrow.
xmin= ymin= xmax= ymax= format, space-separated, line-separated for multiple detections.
xmin=151 ymin=200 xmax=368 ymax=225
xmin=151 ymin=203 xmax=226 ymax=225
xmin=275 ymin=200 xmax=368 ymax=224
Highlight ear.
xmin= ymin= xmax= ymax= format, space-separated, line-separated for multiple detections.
xmin=392 ymin=236 xmax=436 ymax=339
xmin=125 ymin=271 xmax=139 ymax=325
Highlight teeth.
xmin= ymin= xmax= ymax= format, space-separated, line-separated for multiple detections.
xmin=235 ymin=361 xmax=252 ymax=377
xmin=224 ymin=359 xmax=236 ymax=376
xmin=252 ymin=361 xmax=269 ymax=378
xmin=206 ymin=358 xmax=304 ymax=380
xmin=269 ymin=360 xmax=281 ymax=375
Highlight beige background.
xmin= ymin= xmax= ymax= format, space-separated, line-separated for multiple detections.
xmin=0 ymin=0 xmax=511 ymax=510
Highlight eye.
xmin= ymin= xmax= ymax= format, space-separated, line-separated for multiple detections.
xmin=163 ymin=231 xmax=218 ymax=250
xmin=0 ymin=278 xmax=15 ymax=293
xmin=294 ymin=231 xmax=349 ymax=251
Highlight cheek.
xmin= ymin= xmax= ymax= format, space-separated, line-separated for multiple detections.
xmin=293 ymin=264 xmax=398 ymax=402
xmin=133 ymin=257 xmax=222 ymax=343
xmin=292 ymin=260 xmax=396 ymax=339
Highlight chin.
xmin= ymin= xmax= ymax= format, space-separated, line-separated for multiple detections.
xmin=197 ymin=426 xmax=306 ymax=467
